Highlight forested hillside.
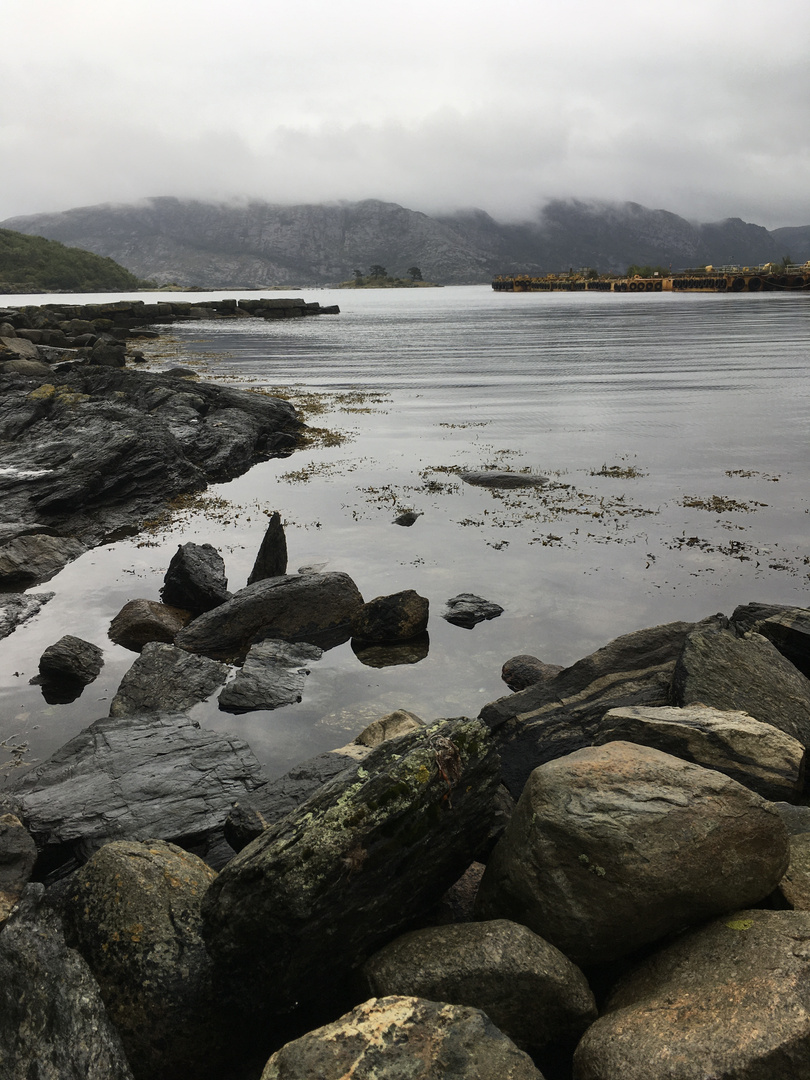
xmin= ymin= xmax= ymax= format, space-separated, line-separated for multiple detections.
xmin=0 ymin=229 xmax=146 ymax=292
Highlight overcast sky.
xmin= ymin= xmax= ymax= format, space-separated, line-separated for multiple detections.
xmin=2 ymin=0 xmax=809 ymax=228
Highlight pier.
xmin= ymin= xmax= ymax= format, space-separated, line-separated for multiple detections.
xmin=492 ymin=264 xmax=810 ymax=294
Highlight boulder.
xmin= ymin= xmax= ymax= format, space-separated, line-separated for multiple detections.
xmin=775 ymin=832 xmax=810 ymax=910
xmin=0 ymin=812 xmax=37 ymax=925
xmin=260 ymin=996 xmax=544 ymax=1080
xmin=218 ymin=639 xmax=323 ymax=713
xmin=573 ymin=910 xmax=810 ymax=1080
xmin=109 ymin=641 xmax=229 ymax=716
xmin=352 ymin=589 xmax=429 ymax=643
xmin=671 ymin=625 xmax=810 ymax=747
xmin=160 ymin=541 xmax=230 ymax=615
xmin=0 ymin=589 xmax=53 ymax=641
xmin=475 ymin=742 xmax=789 ymax=967
xmin=0 ymin=884 xmax=134 ymax=1080
xmin=355 ymin=708 xmax=424 ymax=747
xmin=63 ymin=839 xmax=227 ymax=1080
xmin=362 ymin=919 xmax=596 ymax=1051
xmin=731 ymin=602 xmax=810 ymax=679
xmin=0 ymin=532 xmax=86 ymax=585
xmin=596 ymin=704 xmax=806 ymax=802
xmin=37 ymin=633 xmax=104 ymax=685
xmin=501 ymin=654 xmax=564 ymax=691
xmin=11 ymin=712 xmax=266 ymax=873
xmin=175 ymin=571 xmax=365 ymax=658
xmin=108 ymin=598 xmax=191 ymax=652
xmin=442 ymin=593 xmax=504 ymax=629
xmin=247 ymin=510 xmax=288 ymax=583
xmin=202 ymin=717 xmax=501 ymax=1014
xmin=459 ymin=469 xmax=548 ymax=489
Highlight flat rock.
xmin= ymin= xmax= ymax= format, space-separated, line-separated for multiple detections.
xmin=160 ymin=541 xmax=230 ymax=615
xmin=442 ymin=593 xmax=504 ymax=628
xmin=0 ymin=590 xmax=53 ymax=641
xmin=362 ymin=919 xmax=596 ymax=1051
xmin=0 ymin=532 xmax=86 ymax=585
xmin=573 ymin=909 xmax=810 ymax=1080
xmin=260 ymin=996 xmax=544 ymax=1080
xmin=597 ymin=704 xmax=806 ymax=802
xmin=109 ymin=641 xmax=229 ymax=716
xmin=218 ymin=639 xmax=323 ymax=713
xmin=459 ymin=470 xmax=548 ymax=489
xmin=476 ymin=741 xmax=789 ymax=967
xmin=11 ymin=712 xmax=266 ymax=871
xmin=108 ymin=597 xmax=191 ymax=652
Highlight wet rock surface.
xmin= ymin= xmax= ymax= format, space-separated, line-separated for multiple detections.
xmin=109 ymin=641 xmax=229 ymax=716
xmin=218 ymin=639 xmax=323 ymax=713
xmin=442 ymin=592 xmax=504 ymax=628
xmin=0 ymin=589 xmax=53 ymax=641
xmin=160 ymin=541 xmax=230 ymax=615
xmin=352 ymin=588 xmax=430 ymax=643
xmin=108 ymin=598 xmax=191 ymax=652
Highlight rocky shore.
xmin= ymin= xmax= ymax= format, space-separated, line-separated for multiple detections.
xmin=3 ymin=305 xmax=810 ymax=1078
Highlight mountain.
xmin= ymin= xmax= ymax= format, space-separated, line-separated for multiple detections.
xmin=0 ymin=228 xmax=147 ymax=292
xmin=1 ymin=197 xmax=803 ymax=288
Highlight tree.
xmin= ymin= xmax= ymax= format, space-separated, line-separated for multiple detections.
xmin=407 ymin=266 xmax=423 ymax=281
xmin=368 ymin=264 xmax=388 ymax=278
xmin=353 ymin=268 xmax=363 ymax=279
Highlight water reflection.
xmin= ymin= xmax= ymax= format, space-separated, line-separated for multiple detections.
xmin=351 ymin=633 xmax=430 ymax=668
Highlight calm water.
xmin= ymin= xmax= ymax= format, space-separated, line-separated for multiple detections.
xmin=2 ymin=285 xmax=809 ymax=782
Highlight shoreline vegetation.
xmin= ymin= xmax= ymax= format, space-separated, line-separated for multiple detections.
xmin=335 ymin=264 xmax=440 ymax=289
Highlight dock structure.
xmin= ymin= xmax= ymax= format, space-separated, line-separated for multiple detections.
xmin=493 ymin=264 xmax=810 ymax=294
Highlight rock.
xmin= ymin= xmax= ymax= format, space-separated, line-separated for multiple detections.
xmin=393 ymin=509 xmax=422 ymax=526
xmin=775 ymin=832 xmax=810 ymax=909
xmin=0 ymin=813 xmax=37 ymax=925
xmin=475 ymin=742 xmax=789 ymax=967
xmin=671 ymin=624 xmax=810 ymax=747
xmin=11 ymin=712 xmax=266 ymax=873
xmin=596 ymin=704 xmax=806 ymax=802
xmin=773 ymin=801 xmax=810 ymax=835
xmin=0 ymin=589 xmax=53 ymax=641
xmin=202 ymin=717 xmax=501 ymax=1014
xmin=218 ymin=639 xmax=323 ymax=713
xmin=573 ymin=910 xmax=810 ymax=1080
xmin=175 ymin=571 xmax=365 ymax=658
xmin=247 ymin=510 xmax=288 ymax=583
xmin=731 ymin=602 xmax=810 ymax=679
xmin=108 ymin=597 xmax=191 ymax=652
xmin=459 ymin=469 xmax=548 ymax=489
xmin=88 ymin=341 xmax=126 ymax=367
xmin=37 ymin=633 xmax=104 ymax=685
xmin=352 ymin=589 xmax=429 ymax=643
xmin=354 ymin=708 xmax=424 ymax=747
xmin=160 ymin=541 xmax=230 ymax=615
xmin=442 ymin=593 xmax=504 ymax=629
xmin=0 ymin=883 xmax=135 ymax=1080
xmin=62 ymin=839 xmax=227 ymax=1080
xmin=428 ymin=861 xmax=487 ymax=924
xmin=109 ymin=641 xmax=229 ymax=716
xmin=501 ymin=654 xmax=563 ymax=691
xmin=0 ymin=334 xmax=40 ymax=359
xmin=260 ymin=996 xmax=544 ymax=1080
xmin=363 ymin=919 xmax=596 ymax=1052
xmin=0 ymin=532 xmax=86 ymax=585
xmin=0 ymin=356 xmax=53 ymax=376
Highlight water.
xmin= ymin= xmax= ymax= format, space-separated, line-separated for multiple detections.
xmin=2 ymin=285 xmax=809 ymax=783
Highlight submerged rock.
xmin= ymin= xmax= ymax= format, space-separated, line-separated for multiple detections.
xmin=459 ymin=470 xmax=548 ymax=489
xmin=218 ymin=639 xmax=323 ymax=713
xmin=442 ymin=593 xmax=504 ymax=629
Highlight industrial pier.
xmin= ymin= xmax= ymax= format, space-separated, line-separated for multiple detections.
xmin=492 ymin=264 xmax=810 ymax=294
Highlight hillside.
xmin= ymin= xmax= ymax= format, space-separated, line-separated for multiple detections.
xmin=2 ymin=198 xmax=805 ymax=288
xmin=0 ymin=228 xmax=146 ymax=292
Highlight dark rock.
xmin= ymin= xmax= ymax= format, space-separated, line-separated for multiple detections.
xmin=0 ymin=532 xmax=86 ymax=585
xmin=109 ymin=641 xmax=229 ymax=716
xmin=247 ymin=510 xmax=288 ymax=583
xmin=0 ymin=883 xmax=135 ymax=1080
xmin=596 ymin=704 xmax=806 ymax=802
xmin=160 ymin=541 xmax=230 ymax=615
xmin=393 ymin=509 xmax=422 ymax=526
xmin=354 ymin=709 xmax=424 ymax=746
xmin=0 ymin=590 xmax=54 ymax=641
xmin=63 ymin=839 xmax=228 ymax=1080
xmin=442 ymin=593 xmax=504 ymax=629
xmin=671 ymin=625 xmax=810 ymax=747
xmin=351 ymin=632 xmax=430 ymax=667
xmin=0 ymin=812 xmax=37 ymax=925
xmin=501 ymin=654 xmax=563 ymax=691
xmin=38 ymin=634 xmax=104 ymax=685
xmin=88 ymin=341 xmax=126 ymax=367
xmin=109 ymin=597 xmax=191 ymax=652
xmin=352 ymin=589 xmax=429 ymax=643
xmin=11 ymin=712 xmax=266 ymax=873
xmin=260 ymin=996 xmax=543 ymax=1079
xmin=573 ymin=910 xmax=810 ymax=1080
xmin=218 ymin=639 xmax=323 ymax=713
xmin=202 ymin=717 xmax=501 ymax=1014
xmin=775 ymin=832 xmax=810 ymax=909
xmin=731 ymin=602 xmax=810 ymax=679
xmin=476 ymin=742 xmax=789 ymax=967
xmin=773 ymin=801 xmax=810 ymax=835
xmin=175 ymin=571 xmax=365 ymax=658
xmin=459 ymin=469 xmax=549 ymax=489
xmin=362 ymin=919 xmax=596 ymax=1051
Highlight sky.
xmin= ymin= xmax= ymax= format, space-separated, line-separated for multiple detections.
xmin=2 ymin=0 xmax=809 ymax=228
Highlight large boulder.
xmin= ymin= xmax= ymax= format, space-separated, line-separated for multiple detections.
xmin=352 ymin=589 xmax=429 ymax=643
xmin=175 ymin=571 xmax=365 ymax=658
xmin=109 ymin=641 xmax=229 ymax=716
xmin=260 ymin=996 xmax=544 ymax=1080
xmin=671 ymin=625 xmax=810 ymax=746
xmin=202 ymin=717 xmax=501 ymax=1014
xmin=362 ymin=919 xmax=596 ymax=1052
xmin=475 ymin=742 xmax=789 ymax=967
xmin=11 ymin=712 xmax=266 ymax=873
xmin=63 ymin=839 xmax=226 ymax=1080
xmin=596 ymin=704 xmax=806 ymax=802
xmin=108 ymin=598 xmax=191 ymax=652
xmin=160 ymin=541 xmax=230 ymax=615
xmin=573 ymin=910 xmax=810 ymax=1080
xmin=0 ymin=884 xmax=134 ymax=1080
xmin=218 ymin=639 xmax=323 ymax=713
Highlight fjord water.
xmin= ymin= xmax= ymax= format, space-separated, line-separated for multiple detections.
xmin=2 ymin=285 xmax=809 ymax=781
